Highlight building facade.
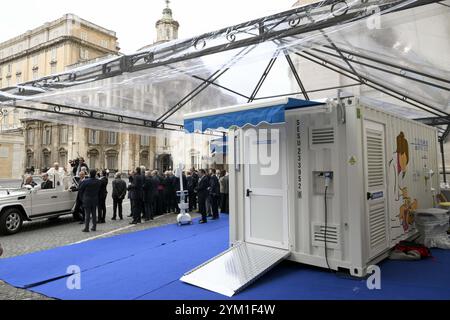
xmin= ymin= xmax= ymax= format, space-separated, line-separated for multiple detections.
xmin=0 ymin=13 xmax=119 ymax=178
xmin=17 ymin=3 xmax=235 ymax=175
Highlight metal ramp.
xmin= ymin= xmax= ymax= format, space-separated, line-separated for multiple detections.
xmin=180 ymin=242 xmax=290 ymax=297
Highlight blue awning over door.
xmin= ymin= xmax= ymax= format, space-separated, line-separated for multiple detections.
xmin=184 ymin=97 xmax=324 ymax=133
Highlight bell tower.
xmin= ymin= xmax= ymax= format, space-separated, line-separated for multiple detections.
xmin=155 ymin=0 xmax=179 ymax=43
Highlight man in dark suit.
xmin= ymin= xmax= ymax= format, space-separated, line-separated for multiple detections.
xmin=165 ymin=171 xmax=176 ymax=213
xmin=73 ymin=170 xmax=87 ymax=224
xmin=191 ymin=169 xmax=199 ymax=210
xmin=208 ymin=169 xmax=220 ymax=220
xmin=195 ymin=169 xmax=209 ymax=224
xmin=127 ymin=173 xmax=136 ymax=218
xmin=131 ymin=167 xmax=144 ymax=224
xmin=97 ymin=170 xmax=108 ymax=224
xmin=143 ymin=171 xmax=155 ymax=221
xmin=187 ymin=171 xmax=195 ymax=212
xmin=150 ymin=171 xmax=161 ymax=216
xmin=112 ymin=172 xmax=127 ymax=220
xmin=78 ymin=169 xmax=102 ymax=232
xmin=41 ymin=173 xmax=53 ymax=190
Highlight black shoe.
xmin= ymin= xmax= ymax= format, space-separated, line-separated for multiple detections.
xmin=211 ymin=217 xmax=219 ymax=220
xmin=82 ymin=229 xmax=89 ymax=232
xmin=144 ymin=218 xmax=150 ymax=222
xmin=199 ymin=220 xmax=207 ymax=224
xmin=127 ymin=214 xmax=133 ymax=217
xmin=130 ymin=221 xmax=138 ymax=225
xmin=111 ymin=217 xmax=116 ymax=221
xmin=120 ymin=217 xmax=123 ymax=220
xmin=91 ymin=228 xmax=96 ymax=232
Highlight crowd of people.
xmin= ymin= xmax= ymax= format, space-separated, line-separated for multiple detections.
xmin=28 ymin=157 xmax=230 ymax=232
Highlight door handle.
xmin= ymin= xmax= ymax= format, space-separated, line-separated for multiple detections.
xmin=51 ymin=196 xmax=58 ymax=199
xmin=246 ymin=189 xmax=252 ymax=197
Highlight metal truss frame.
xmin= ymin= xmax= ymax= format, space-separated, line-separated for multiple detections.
xmin=0 ymin=0 xmax=440 ymax=99
xmin=0 ymin=0 xmax=448 ymax=171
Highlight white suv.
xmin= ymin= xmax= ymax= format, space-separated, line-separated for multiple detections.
xmin=0 ymin=175 xmax=79 ymax=235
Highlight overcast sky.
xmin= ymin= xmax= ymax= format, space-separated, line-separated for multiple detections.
xmin=1 ymin=0 xmax=297 ymax=54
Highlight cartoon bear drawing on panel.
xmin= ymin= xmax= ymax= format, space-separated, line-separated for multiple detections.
xmin=389 ymin=132 xmax=418 ymax=231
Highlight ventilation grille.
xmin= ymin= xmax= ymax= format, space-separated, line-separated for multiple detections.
xmin=368 ymin=202 xmax=387 ymax=249
xmin=310 ymin=127 xmax=335 ymax=146
xmin=312 ymin=223 xmax=340 ymax=248
xmin=366 ymin=128 xmax=384 ymax=188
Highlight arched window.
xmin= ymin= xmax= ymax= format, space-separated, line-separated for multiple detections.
xmin=88 ymin=149 xmax=99 ymax=169
xmin=42 ymin=149 xmax=51 ymax=169
xmin=26 ymin=127 xmax=34 ymax=145
xmin=156 ymin=154 xmax=173 ymax=172
xmin=59 ymin=126 xmax=68 ymax=144
xmin=106 ymin=150 xmax=119 ymax=171
xmin=59 ymin=148 xmax=68 ymax=168
xmin=26 ymin=149 xmax=34 ymax=168
xmin=140 ymin=150 xmax=150 ymax=169
xmin=42 ymin=126 xmax=52 ymax=145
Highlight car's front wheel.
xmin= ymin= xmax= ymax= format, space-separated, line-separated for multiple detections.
xmin=0 ymin=208 xmax=24 ymax=235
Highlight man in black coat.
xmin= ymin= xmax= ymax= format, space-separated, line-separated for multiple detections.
xmin=187 ymin=171 xmax=195 ymax=212
xmin=131 ymin=167 xmax=144 ymax=224
xmin=112 ymin=172 xmax=127 ymax=220
xmin=150 ymin=171 xmax=161 ymax=216
xmin=127 ymin=173 xmax=135 ymax=218
xmin=98 ymin=170 xmax=108 ymax=224
xmin=72 ymin=171 xmax=87 ymax=224
xmin=191 ymin=169 xmax=199 ymax=210
xmin=143 ymin=171 xmax=155 ymax=221
xmin=195 ymin=169 xmax=209 ymax=224
xmin=208 ymin=169 xmax=220 ymax=220
xmin=165 ymin=172 xmax=177 ymax=213
xmin=41 ymin=173 xmax=53 ymax=190
xmin=78 ymin=169 xmax=101 ymax=232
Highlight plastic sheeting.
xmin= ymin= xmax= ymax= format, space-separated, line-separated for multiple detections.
xmin=415 ymin=208 xmax=450 ymax=249
xmin=0 ymin=0 xmax=449 ymax=133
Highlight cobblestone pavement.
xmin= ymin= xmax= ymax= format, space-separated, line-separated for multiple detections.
xmin=0 ymin=178 xmax=201 ymax=300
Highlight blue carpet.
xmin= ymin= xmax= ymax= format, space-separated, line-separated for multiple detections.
xmin=0 ymin=216 xmax=227 ymax=288
xmin=137 ymin=252 xmax=450 ymax=300
xmin=28 ymin=223 xmax=228 ymax=300
xmin=1 ymin=214 xmax=450 ymax=300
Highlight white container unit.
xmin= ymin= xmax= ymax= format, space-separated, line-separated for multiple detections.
xmin=181 ymin=96 xmax=439 ymax=296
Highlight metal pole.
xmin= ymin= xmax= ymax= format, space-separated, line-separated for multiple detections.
xmin=248 ymin=52 xmax=279 ymax=102
xmin=295 ymin=50 xmax=450 ymax=117
xmin=165 ymin=65 xmax=251 ymax=100
xmin=312 ymin=47 xmax=450 ymax=91
xmin=283 ymin=50 xmax=310 ymax=100
xmin=440 ymin=138 xmax=447 ymax=184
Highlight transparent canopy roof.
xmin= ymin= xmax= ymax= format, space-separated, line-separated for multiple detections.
xmin=0 ymin=0 xmax=448 ymax=136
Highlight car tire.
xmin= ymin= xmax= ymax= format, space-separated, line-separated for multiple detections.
xmin=0 ymin=208 xmax=23 ymax=235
